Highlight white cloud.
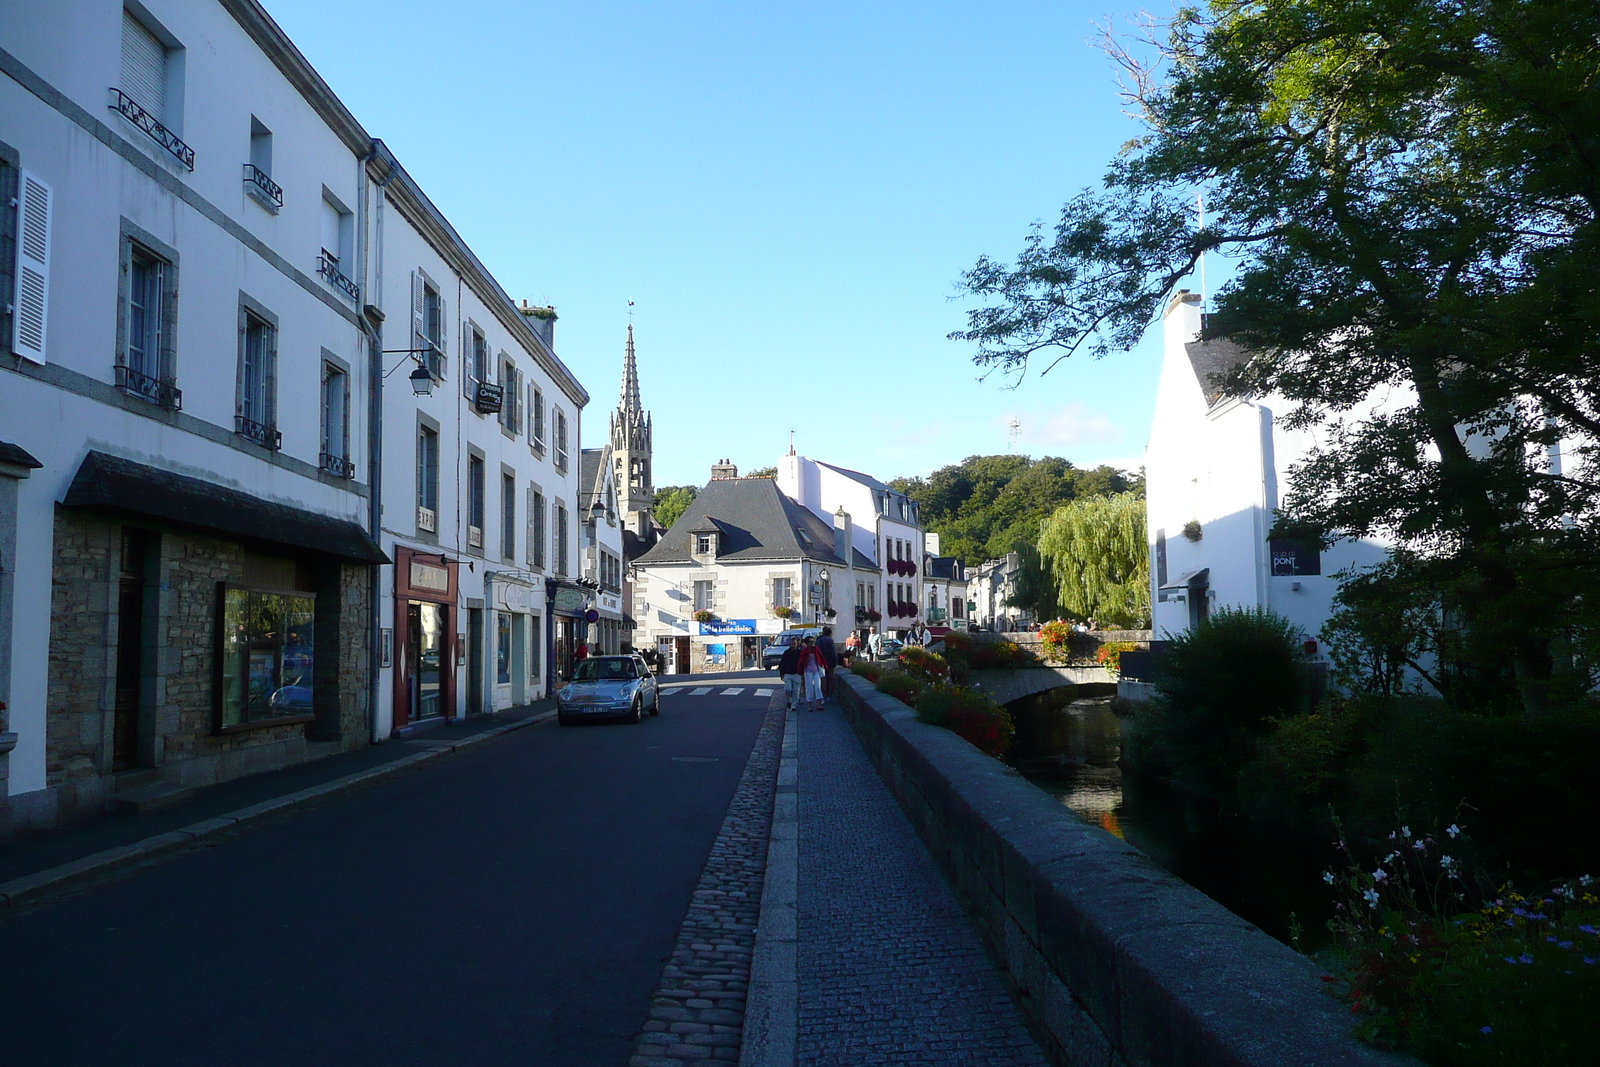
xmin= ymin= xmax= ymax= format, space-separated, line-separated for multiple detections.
xmin=995 ymin=402 xmax=1123 ymax=449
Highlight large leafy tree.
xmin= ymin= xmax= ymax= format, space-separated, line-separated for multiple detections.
xmin=1037 ymin=492 xmax=1151 ymax=628
xmin=955 ymin=0 xmax=1600 ymax=713
xmin=653 ymin=486 xmax=698 ymax=531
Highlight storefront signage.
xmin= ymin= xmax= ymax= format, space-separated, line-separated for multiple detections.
xmin=410 ymin=560 xmax=449 ymax=592
xmin=699 ymin=619 xmax=756 ymax=636
xmin=553 ymin=586 xmax=587 ymax=614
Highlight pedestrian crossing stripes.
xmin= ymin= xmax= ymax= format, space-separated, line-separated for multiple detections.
xmin=723 ymin=688 xmax=745 ymax=696
xmin=754 ymin=689 xmax=773 ymax=697
xmin=689 ymin=687 xmax=712 ymax=696
xmin=662 ymin=685 xmax=773 ymax=699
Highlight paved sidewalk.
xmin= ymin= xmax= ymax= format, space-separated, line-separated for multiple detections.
xmin=0 ymin=701 xmax=552 ymax=894
xmin=795 ymin=704 xmax=1049 ymax=1066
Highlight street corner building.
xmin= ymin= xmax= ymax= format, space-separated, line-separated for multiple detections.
xmin=0 ymin=0 xmax=592 ymax=835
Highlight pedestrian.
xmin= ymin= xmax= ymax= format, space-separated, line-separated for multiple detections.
xmin=844 ymin=629 xmax=861 ymax=666
xmin=817 ymin=626 xmax=838 ymax=701
xmin=907 ymin=621 xmax=928 ymax=647
xmin=778 ymin=637 xmax=804 ymax=712
xmin=798 ymin=636 xmax=828 ymax=712
xmin=867 ymin=626 xmax=882 ymax=660
xmin=574 ymin=641 xmax=589 ymax=662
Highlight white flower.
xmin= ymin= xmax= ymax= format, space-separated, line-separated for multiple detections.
xmin=1386 ymin=852 xmax=1401 ymax=864
xmin=1401 ymin=825 xmax=1412 ymax=838
xmin=1363 ymin=888 xmax=1380 ymax=909
xmin=1323 ymin=872 xmax=1336 ymax=885
xmin=1373 ymin=869 xmax=1389 ymax=883
xmin=1441 ymin=855 xmax=1456 ymax=868
xmin=1414 ymin=840 xmax=1427 ymax=852
xmin=1446 ymin=824 xmax=1461 ymax=838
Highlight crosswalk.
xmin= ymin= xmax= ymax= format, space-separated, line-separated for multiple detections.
xmin=663 ymin=685 xmax=775 ymax=699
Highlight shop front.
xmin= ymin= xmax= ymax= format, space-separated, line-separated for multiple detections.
xmin=393 ymin=546 xmax=459 ymax=732
xmin=549 ymin=581 xmax=588 ymax=684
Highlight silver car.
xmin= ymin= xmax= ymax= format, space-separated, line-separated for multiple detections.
xmin=557 ymin=655 xmax=660 ymax=725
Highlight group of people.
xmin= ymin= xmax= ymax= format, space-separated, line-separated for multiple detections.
xmin=778 ymin=626 xmax=837 ymax=713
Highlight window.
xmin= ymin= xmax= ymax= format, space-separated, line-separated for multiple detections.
xmin=856 ymin=581 xmax=865 ymax=608
xmin=115 ymin=232 xmax=178 ymax=405
xmin=411 ymin=270 xmax=445 ymax=379
xmin=321 ymin=361 xmax=351 ymax=477
xmin=1154 ymin=528 xmax=1168 ymax=586
xmin=216 ymin=584 xmax=314 ymax=730
xmin=695 ymin=533 xmax=714 ymax=555
xmin=236 ymin=307 xmax=278 ymax=448
xmin=468 ymin=456 xmax=485 ymax=549
xmin=244 ymin=117 xmax=279 ymax=211
xmin=0 ymin=153 xmax=16 ymax=354
xmin=465 ymin=326 xmax=487 ymax=403
xmin=694 ymin=580 xmax=714 ymax=612
xmin=774 ymin=577 xmax=793 ymax=609
xmin=530 ymin=386 xmax=545 ymax=452
xmin=501 ymin=473 xmax=516 ymax=561
xmin=499 ymin=359 xmax=523 ymax=434
xmin=318 ymin=194 xmax=355 ymax=298
xmin=554 ymin=409 xmax=568 ymax=471
xmin=529 ymin=614 xmax=542 ymax=678
xmin=529 ymin=488 xmax=546 ymax=568
xmin=555 ymin=504 xmax=569 ymax=575
xmin=497 ymin=613 xmax=512 ymax=685
xmin=417 ymin=426 xmax=439 ymax=531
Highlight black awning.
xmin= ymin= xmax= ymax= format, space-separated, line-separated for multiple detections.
xmin=63 ymin=451 xmax=389 ymax=565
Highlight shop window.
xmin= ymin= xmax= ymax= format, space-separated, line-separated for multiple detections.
xmin=216 ymin=584 xmax=315 ymax=730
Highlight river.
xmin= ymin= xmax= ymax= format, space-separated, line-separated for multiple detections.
xmin=1007 ymin=687 xmax=1339 ymax=951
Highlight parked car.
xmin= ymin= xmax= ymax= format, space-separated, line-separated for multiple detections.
xmin=874 ymin=638 xmax=904 ymax=660
xmin=761 ymin=628 xmax=823 ymax=670
xmin=557 ymin=655 xmax=660 ymax=725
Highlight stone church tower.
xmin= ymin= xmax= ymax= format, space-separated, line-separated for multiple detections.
xmin=609 ymin=325 xmax=655 ymax=537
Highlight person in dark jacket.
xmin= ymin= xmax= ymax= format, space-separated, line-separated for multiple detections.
xmin=778 ymin=637 xmax=804 ymax=711
xmin=817 ymin=626 xmax=838 ymax=700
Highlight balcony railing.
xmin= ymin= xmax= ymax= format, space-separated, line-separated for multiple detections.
xmin=317 ymin=252 xmax=358 ymax=301
xmin=114 ymin=364 xmax=182 ymax=409
xmin=319 ymin=452 xmax=355 ymax=479
xmin=927 ymin=607 xmax=948 ymax=622
xmin=243 ymin=163 xmax=282 ymax=212
xmin=110 ymin=89 xmax=194 ymax=170
xmin=234 ymin=415 xmax=281 ymax=451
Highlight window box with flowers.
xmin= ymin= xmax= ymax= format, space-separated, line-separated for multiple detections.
xmin=773 ymin=605 xmax=795 ymax=620
xmin=692 ymin=609 xmax=715 ymax=623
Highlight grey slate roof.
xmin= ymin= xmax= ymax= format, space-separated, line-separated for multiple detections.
xmin=635 ymin=477 xmax=877 ymax=569
xmin=0 ymin=442 xmax=43 ymax=469
xmin=926 ymin=556 xmax=964 ymax=580
xmin=1184 ymin=337 xmax=1251 ymax=405
xmin=579 ymin=447 xmax=609 ymax=510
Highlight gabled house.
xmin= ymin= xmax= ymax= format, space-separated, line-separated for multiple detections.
xmin=633 ymin=464 xmax=876 ymax=673
xmin=579 ymin=446 xmax=625 ymax=655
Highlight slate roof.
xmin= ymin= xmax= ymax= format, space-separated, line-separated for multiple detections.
xmin=62 ymin=451 xmax=389 ymax=564
xmin=1184 ymin=336 xmax=1251 ymax=406
xmin=0 ymin=442 xmax=43 ymax=469
xmin=635 ymin=477 xmax=877 ymax=569
xmin=579 ymin=446 xmax=610 ymax=511
xmin=925 ymin=556 xmax=965 ymax=581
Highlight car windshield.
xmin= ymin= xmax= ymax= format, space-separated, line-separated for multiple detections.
xmin=572 ymin=658 xmax=637 ymax=682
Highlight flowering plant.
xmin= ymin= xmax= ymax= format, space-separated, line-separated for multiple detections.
xmin=692 ymin=609 xmax=715 ymax=623
xmin=773 ymin=605 xmax=794 ymax=619
xmin=1095 ymin=641 xmax=1139 ymax=673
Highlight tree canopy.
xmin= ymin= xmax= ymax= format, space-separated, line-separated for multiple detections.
xmin=890 ymin=455 xmax=1140 ymax=565
xmin=653 ymin=485 xmax=698 ymax=531
xmin=1036 ymin=492 xmax=1151 ymax=628
xmin=955 ymin=0 xmax=1600 ymax=712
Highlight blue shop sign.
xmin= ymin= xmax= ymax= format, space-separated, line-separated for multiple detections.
xmin=699 ymin=619 xmax=756 ymax=636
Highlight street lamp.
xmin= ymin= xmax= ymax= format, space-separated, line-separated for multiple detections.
xmin=817 ymin=567 xmax=830 ymax=624
xmin=408 ymin=362 xmax=434 ymax=396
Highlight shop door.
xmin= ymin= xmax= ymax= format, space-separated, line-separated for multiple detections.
xmin=407 ymin=601 xmax=445 ymax=722
xmin=467 ymin=607 xmax=483 ymax=717
xmin=674 ymin=635 xmax=691 ymax=675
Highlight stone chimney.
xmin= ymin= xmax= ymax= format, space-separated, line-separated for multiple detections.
xmin=517 ymin=300 xmax=557 ymax=350
xmin=833 ymin=506 xmax=852 ymax=566
xmin=710 ymin=458 xmax=739 ymax=480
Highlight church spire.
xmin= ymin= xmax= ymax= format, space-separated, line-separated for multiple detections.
xmin=620 ymin=324 xmax=642 ymax=415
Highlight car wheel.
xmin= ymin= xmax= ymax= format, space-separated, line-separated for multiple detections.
xmin=649 ymin=690 xmax=661 ymax=716
xmin=628 ymin=697 xmax=643 ymax=724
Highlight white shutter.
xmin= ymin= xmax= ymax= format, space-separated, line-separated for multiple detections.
xmin=13 ymin=170 xmax=52 ymax=364
xmin=411 ymin=270 xmax=425 ymax=351
xmin=121 ymin=11 xmax=166 ymax=121
xmin=463 ymin=325 xmax=476 ymax=399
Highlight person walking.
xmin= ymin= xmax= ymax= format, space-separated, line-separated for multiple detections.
xmin=843 ymin=629 xmax=861 ymax=666
xmin=778 ymin=637 xmax=804 ymax=712
xmin=867 ymin=627 xmax=882 ymax=661
xmin=817 ymin=625 xmax=838 ymax=701
xmin=798 ymin=635 xmax=828 ymax=712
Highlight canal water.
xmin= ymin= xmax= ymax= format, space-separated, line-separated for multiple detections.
xmin=1007 ymin=687 xmax=1338 ymax=951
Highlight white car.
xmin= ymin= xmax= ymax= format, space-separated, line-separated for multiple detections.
xmin=557 ymin=656 xmax=660 ymax=725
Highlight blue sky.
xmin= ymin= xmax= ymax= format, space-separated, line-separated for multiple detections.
xmin=262 ymin=0 xmax=1178 ymax=487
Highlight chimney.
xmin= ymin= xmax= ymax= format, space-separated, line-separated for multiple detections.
xmin=518 ymin=300 xmax=557 ymax=350
xmin=710 ymin=458 xmax=738 ymax=480
xmin=926 ymin=531 xmax=941 ymax=556
xmin=833 ymin=506 xmax=852 ymax=566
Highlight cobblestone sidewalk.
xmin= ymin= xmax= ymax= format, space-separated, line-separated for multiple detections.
xmin=797 ymin=706 xmax=1050 ymax=1066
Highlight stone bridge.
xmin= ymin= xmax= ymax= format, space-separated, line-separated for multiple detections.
xmin=967 ymin=665 xmax=1116 ymax=705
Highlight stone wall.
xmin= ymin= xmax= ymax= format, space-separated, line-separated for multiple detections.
xmin=834 ymin=671 xmax=1408 ymax=1067
xmin=42 ymin=509 xmax=371 ymax=824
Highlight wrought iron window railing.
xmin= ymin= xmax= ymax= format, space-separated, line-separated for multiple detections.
xmin=320 ymin=452 xmax=355 ymax=478
xmin=235 ymin=415 xmax=281 ymax=451
xmin=243 ymin=164 xmax=282 ymax=211
xmin=114 ymin=364 xmax=182 ymax=409
xmin=317 ymin=252 xmax=358 ymax=301
xmin=110 ymin=89 xmax=194 ymax=170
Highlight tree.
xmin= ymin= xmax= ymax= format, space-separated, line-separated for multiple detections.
xmin=1036 ymin=492 xmax=1150 ymax=627
xmin=745 ymin=466 xmax=777 ymax=479
xmin=955 ymin=0 xmax=1600 ymax=713
xmin=653 ymin=486 xmax=698 ymax=531
xmin=1003 ymin=543 xmax=1065 ymax=621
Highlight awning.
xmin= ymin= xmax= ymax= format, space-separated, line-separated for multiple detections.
xmin=63 ymin=450 xmax=389 ymax=564
xmin=1157 ymin=567 xmax=1209 ymax=592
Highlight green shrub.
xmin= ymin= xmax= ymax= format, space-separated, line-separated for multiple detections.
xmin=875 ymin=670 xmax=925 ymax=705
xmin=915 ymin=687 xmax=1015 ymax=757
xmin=1143 ymin=607 xmax=1310 ymax=794
xmin=969 ymin=640 xmax=1039 ymax=670
xmin=850 ymin=660 xmax=884 ymax=684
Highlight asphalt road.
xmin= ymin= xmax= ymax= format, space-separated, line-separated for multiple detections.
xmin=0 ymin=675 xmax=775 ymax=1067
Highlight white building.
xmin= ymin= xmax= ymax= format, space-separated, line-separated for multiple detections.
xmin=580 ymin=446 xmax=625 ymax=655
xmin=967 ymin=553 xmax=1026 ymax=632
xmin=776 ymin=452 xmax=924 ymax=637
xmin=370 ymin=156 xmax=588 ymax=734
xmin=923 ymin=551 xmax=969 ymax=632
xmin=633 ymin=463 xmax=874 ymax=673
xmin=1144 ymin=290 xmax=1391 ymax=641
xmin=0 ymin=0 xmax=389 ymax=830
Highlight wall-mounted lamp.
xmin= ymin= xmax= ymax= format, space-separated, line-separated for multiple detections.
xmin=409 ymin=363 xmax=434 ymax=396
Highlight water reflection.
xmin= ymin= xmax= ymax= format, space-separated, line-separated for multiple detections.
xmin=1007 ymin=687 xmax=1337 ymax=950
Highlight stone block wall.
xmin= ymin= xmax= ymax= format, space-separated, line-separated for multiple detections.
xmin=834 ymin=671 xmax=1410 ymax=1067
xmin=42 ymin=510 xmax=372 ymax=825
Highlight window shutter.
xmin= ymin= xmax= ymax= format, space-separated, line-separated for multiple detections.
xmin=121 ymin=11 xmax=166 ymax=121
xmin=437 ymin=294 xmax=448 ymax=356
xmin=411 ymin=271 xmax=425 ymax=351
xmin=463 ymin=325 xmax=476 ymax=400
xmin=13 ymin=170 xmax=52 ymax=364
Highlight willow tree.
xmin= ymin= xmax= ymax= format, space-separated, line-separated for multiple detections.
xmin=1036 ymin=493 xmax=1150 ymax=628
xmin=955 ymin=0 xmax=1600 ymax=713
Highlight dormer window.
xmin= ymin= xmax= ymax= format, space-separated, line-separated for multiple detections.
xmin=695 ymin=533 xmax=715 ymax=555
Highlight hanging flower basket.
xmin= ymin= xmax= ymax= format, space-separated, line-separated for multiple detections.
xmin=773 ymin=605 xmax=795 ymax=620
xmin=865 ymin=608 xmax=882 ymax=622
xmin=692 ymin=609 xmax=715 ymax=623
